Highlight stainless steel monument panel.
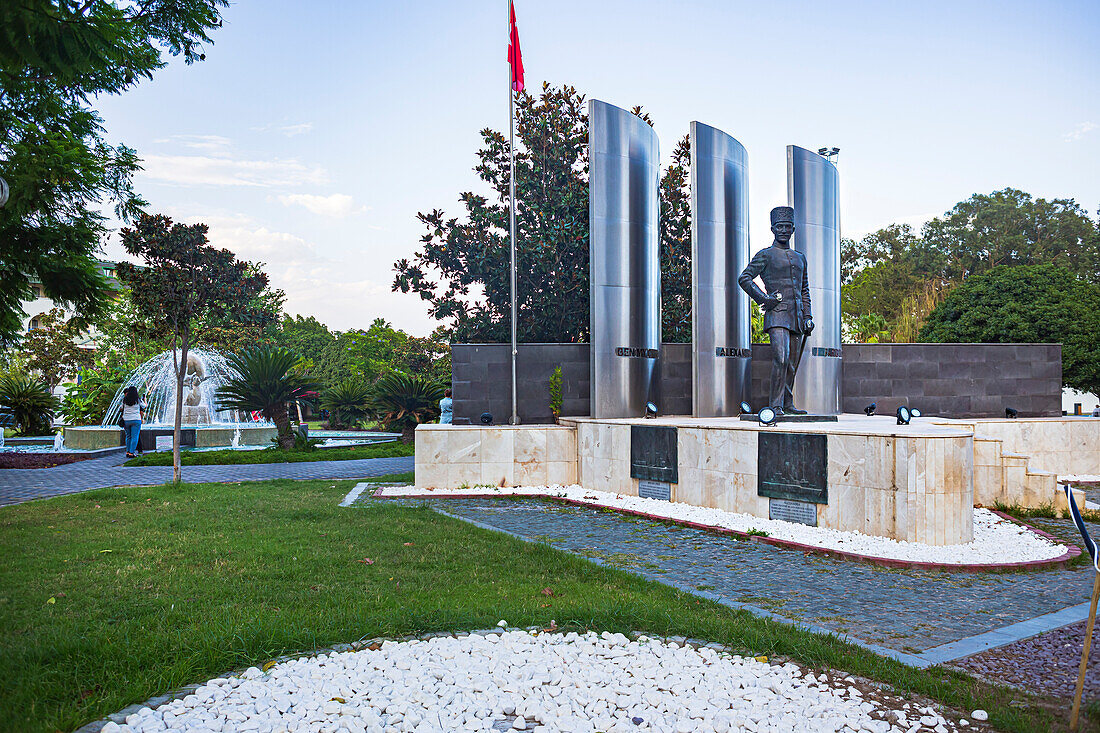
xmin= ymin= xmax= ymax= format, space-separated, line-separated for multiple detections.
xmin=589 ymin=100 xmax=661 ymax=418
xmin=787 ymin=145 xmax=841 ymax=415
xmin=690 ymin=121 xmax=751 ymax=416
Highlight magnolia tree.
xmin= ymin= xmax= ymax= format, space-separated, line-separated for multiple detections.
xmin=393 ymin=83 xmax=693 ymax=344
xmin=117 ymin=214 xmax=268 ymax=482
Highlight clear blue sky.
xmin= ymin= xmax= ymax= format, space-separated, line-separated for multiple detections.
xmin=95 ymin=0 xmax=1100 ymax=336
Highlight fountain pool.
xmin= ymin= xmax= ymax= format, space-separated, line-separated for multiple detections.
xmin=64 ymin=349 xmax=278 ymax=451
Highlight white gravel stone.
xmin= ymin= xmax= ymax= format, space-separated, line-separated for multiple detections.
xmin=121 ymin=630 xmax=964 ymax=732
xmin=374 ymin=484 xmax=1067 ymax=565
xmin=971 ymin=709 xmax=988 ymax=721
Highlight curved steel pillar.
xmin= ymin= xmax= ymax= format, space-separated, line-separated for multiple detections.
xmin=787 ymin=145 xmax=842 ymax=415
xmin=690 ymin=122 xmax=751 ymax=417
xmin=589 ymin=100 xmax=661 ymax=418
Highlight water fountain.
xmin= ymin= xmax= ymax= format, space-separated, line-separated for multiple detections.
xmin=64 ymin=349 xmax=279 ymax=451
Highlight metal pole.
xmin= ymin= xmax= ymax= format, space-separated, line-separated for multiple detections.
xmin=508 ymin=0 xmax=519 ymax=425
xmin=1070 ymin=570 xmax=1100 ymax=731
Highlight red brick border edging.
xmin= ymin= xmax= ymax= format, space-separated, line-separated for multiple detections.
xmin=371 ymin=489 xmax=1080 ymax=573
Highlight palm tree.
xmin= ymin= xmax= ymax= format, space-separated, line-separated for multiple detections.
xmin=321 ymin=378 xmax=373 ymax=429
xmin=216 ymin=347 xmax=319 ymax=449
xmin=0 ymin=374 xmax=59 ymax=436
xmin=370 ymin=371 xmax=444 ymax=443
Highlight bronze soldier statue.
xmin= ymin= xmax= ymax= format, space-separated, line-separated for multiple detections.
xmin=738 ymin=206 xmax=815 ymax=414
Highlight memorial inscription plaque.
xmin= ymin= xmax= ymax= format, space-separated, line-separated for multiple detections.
xmin=638 ymin=480 xmax=672 ymax=501
xmin=630 ymin=425 xmax=678 ymax=483
xmin=769 ymin=497 xmax=818 ymax=526
xmin=757 ymin=432 xmax=827 ymax=503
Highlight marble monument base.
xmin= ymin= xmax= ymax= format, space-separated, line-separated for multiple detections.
xmin=415 ymin=415 xmax=977 ymax=546
xmin=738 ymin=413 xmax=839 ymax=423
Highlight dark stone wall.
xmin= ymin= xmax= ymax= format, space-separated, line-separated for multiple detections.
xmin=451 ymin=342 xmax=1062 ymax=423
xmin=450 ymin=344 xmax=589 ymax=424
xmin=840 ymin=343 xmax=1062 ymax=418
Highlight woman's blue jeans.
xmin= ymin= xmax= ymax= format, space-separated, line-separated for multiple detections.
xmin=123 ymin=420 xmax=141 ymax=453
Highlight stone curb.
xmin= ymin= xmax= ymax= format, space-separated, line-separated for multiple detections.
xmin=73 ymin=628 xmax=746 ymax=733
xmin=370 ymin=490 xmax=1081 ymax=573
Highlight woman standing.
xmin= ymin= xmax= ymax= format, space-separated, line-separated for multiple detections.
xmin=121 ymin=386 xmax=147 ymax=458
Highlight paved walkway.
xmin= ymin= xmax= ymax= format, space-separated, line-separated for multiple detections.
xmin=366 ymin=495 xmax=1097 ymax=667
xmin=0 ymin=450 xmax=414 ymax=506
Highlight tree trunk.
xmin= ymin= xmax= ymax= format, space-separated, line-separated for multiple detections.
xmin=172 ymin=333 xmax=188 ymax=484
xmin=401 ymin=424 xmax=415 ymax=444
xmin=275 ymin=406 xmax=294 ymax=450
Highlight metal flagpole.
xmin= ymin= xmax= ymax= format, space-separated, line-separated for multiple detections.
xmin=1065 ymin=484 xmax=1100 ymax=731
xmin=508 ymin=0 xmax=519 ymax=425
xmin=1071 ymin=571 xmax=1100 ymax=731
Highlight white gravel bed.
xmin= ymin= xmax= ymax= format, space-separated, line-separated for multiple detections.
xmin=372 ymin=485 xmax=1067 ymax=565
xmin=103 ymin=630 xmax=971 ymax=733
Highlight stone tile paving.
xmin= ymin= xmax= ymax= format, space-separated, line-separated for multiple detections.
xmin=368 ymin=496 xmax=1097 ymax=656
xmin=0 ymin=450 xmax=414 ymax=507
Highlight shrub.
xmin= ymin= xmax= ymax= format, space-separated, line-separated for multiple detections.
xmin=370 ymin=371 xmax=444 ymax=443
xmin=59 ymin=368 xmax=123 ymax=425
xmin=549 ymin=366 xmax=563 ymax=420
xmin=0 ymin=374 xmax=59 ymax=435
xmin=216 ymin=347 xmax=320 ymax=449
xmin=321 ymin=378 xmax=373 ymax=429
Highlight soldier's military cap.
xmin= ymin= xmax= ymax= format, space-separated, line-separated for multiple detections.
xmin=770 ymin=206 xmax=795 ymax=226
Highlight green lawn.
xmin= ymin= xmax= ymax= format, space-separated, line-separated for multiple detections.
xmin=0 ymin=477 xmax=1068 ymax=733
xmin=123 ymin=440 xmax=414 ymax=466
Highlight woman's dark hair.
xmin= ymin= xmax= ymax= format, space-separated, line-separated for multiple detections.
xmin=444 ymin=389 xmax=452 ymax=398
xmin=123 ymin=386 xmax=139 ymax=406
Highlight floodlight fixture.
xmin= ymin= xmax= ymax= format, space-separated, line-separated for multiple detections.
xmin=644 ymin=402 xmax=658 ymax=419
xmin=739 ymin=401 xmax=752 ymax=416
xmin=911 ymin=408 xmax=922 ymax=418
xmin=1005 ymin=407 xmax=1018 ymax=419
xmin=817 ymin=147 xmax=829 ymax=156
xmin=896 ymin=406 xmax=912 ymax=425
xmin=479 ymin=412 xmax=494 ymax=425
xmin=758 ymin=407 xmax=778 ymax=426
xmin=863 ymin=402 xmax=876 ymax=416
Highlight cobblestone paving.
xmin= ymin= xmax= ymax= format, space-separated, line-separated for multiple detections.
xmin=0 ymin=450 xmax=414 ymax=506
xmin=954 ymin=619 xmax=1100 ymax=700
xmin=949 ymin=515 xmax=1100 ymax=699
xmin=370 ymin=497 xmax=1096 ymax=655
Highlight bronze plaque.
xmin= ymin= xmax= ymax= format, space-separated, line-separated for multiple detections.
xmin=630 ymin=425 xmax=678 ymax=483
xmin=757 ymin=432 xmax=827 ymax=504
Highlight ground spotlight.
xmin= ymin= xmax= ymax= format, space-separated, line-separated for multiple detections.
xmin=1006 ymin=407 xmax=1018 ymax=419
xmin=896 ymin=406 xmax=912 ymax=425
xmin=863 ymin=403 xmax=876 ymax=416
xmin=739 ymin=401 xmax=752 ymax=416
xmin=479 ymin=412 xmax=494 ymax=425
xmin=644 ymin=401 xmax=658 ymax=419
xmin=758 ymin=407 xmax=778 ymax=426
xmin=911 ymin=408 xmax=922 ymax=418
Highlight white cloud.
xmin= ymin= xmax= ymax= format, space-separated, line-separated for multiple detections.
xmin=151 ymin=134 xmax=233 ymax=154
xmin=277 ymin=193 xmax=361 ymax=217
xmin=170 ymin=214 xmax=399 ymax=330
xmin=1063 ymin=122 xmax=1098 ymax=142
xmin=250 ymin=122 xmax=314 ymax=137
xmin=140 ymin=154 xmax=329 ymax=187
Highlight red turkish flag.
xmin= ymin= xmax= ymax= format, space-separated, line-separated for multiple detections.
xmin=508 ymin=1 xmax=524 ymax=93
